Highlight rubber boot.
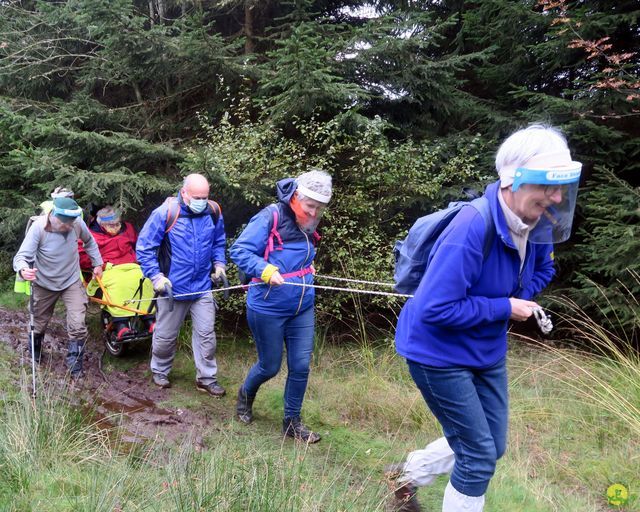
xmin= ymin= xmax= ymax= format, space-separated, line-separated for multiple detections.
xmin=28 ymin=333 xmax=44 ymax=364
xmin=236 ymin=386 xmax=255 ymax=424
xmin=66 ymin=339 xmax=85 ymax=378
xmin=442 ymin=481 xmax=485 ymax=512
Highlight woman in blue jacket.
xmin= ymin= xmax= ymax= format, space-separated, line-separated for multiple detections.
xmin=230 ymin=169 xmax=332 ymax=443
xmin=389 ymin=125 xmax=582 ymax=512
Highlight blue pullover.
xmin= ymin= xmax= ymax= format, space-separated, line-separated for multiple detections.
xmin=395 ymin=181 xmax=555 ymax=368
xmin=230 ymin=178 xmax=317 ymax=317
xmin=136 ymin=194 xmax=226 ymax=300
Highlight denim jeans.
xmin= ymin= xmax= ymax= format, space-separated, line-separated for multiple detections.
xmin=407 ymin=357 xmax=508 ymax=496
xmin=242 ymin=306 xmax=315 ymax=418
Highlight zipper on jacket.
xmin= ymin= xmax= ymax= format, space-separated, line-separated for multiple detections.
xmin=294 ymin=231 xmax=311 ymax=315
xmin=515 ymin=244 xmax=532 ymax=296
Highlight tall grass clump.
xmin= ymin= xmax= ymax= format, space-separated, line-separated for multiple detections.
xmin=0 ymin=375 xmax=110 ymax=497
xmin=545 ymin=280 xmax=640 ymax=438
xmin=158 ymin=434 xmax=388 ymax=511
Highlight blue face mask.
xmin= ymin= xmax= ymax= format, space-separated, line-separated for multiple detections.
xmin=189 ymin=198 xmax=208 ymax=214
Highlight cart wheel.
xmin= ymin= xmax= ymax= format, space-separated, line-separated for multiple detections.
xmin=104 ymin=330 xmax=127 ymax=357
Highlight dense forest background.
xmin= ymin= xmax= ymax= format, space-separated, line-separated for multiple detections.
xmin=1 ymin=0 xmax=638 ymax=336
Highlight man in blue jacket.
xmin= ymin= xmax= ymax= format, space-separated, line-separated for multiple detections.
xmin=136 ymin=174 xmax=227 ymax=396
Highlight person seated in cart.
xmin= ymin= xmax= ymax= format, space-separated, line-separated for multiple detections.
xmin=79 ymin=206 xmax=138 ymax=270
xmin=82 ymin=207 xmax=155 ymax=354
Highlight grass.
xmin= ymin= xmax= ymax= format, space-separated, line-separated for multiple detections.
xmin=1 ymin=301 xmax=639 ymax=510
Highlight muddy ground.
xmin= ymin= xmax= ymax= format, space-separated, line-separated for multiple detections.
xmin=0 ymin=307 xmax=219 ymax=447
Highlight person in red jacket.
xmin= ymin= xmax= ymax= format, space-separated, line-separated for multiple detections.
xmin=79 ymin=206 xmax=138 ymax=270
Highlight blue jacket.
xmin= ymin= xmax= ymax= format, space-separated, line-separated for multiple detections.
xmin=395 ymin=181 xmax=555 ymax=368
xmin=136 ymin=194 xmax=226 ymax=300
xmin=230 ymin=178 xmax=317 ymax=316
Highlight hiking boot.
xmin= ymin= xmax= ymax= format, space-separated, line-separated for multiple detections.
xmin=66 ymin=339 xmax=84 ymax=378
xmin=388 ymin=483 xmax=421 ymax=512
xmin=195 ymin=381 xmax=226 ymax=397
xmin=384 ymin=464 xmax=422 ymax=512
xmin=236 ymin=386 xmax=255 ymax=424
xmin=152 ymin=373 xmax=171 ymax=389
xmin=28 ymin=333 xmax=44 ymax=364
xmin=282 ymin=416 xmax=321 ymax=443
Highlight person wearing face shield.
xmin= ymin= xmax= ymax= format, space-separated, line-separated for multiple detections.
xmin=136 ymin=174 xmax=227 ymax=396
xmin=387 ymin=125 xmax=581 ymax=512
xmin=13 ymin=197 xmax=104 ymax=377
xmin=229 ymin=169 xmax=332 ymax=443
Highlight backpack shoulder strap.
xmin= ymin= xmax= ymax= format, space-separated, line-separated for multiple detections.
xmin=25 ymin=215 xmax=41 ymax=236
xmin=470 ymin=196 xmax=495 ymax=260
xmin=263 ymin=204 xmax=283 ymax=261
xmin=207 ymin=200 xmax=221 ymax=224
xmin=73 ymin=220 xmax=82 ymax=239
xmin=164 ymin=197 xmax=181 ymax=234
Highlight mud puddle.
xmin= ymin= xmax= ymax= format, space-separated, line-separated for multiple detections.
xmin=0 ymin=307 xmax=215 ymax=447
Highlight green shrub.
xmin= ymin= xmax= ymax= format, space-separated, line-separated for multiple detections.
xmin=185 ymin=108 xmax=492 ymax=329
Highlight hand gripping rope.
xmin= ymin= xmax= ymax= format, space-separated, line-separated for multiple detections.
xmin=126 ymin=274 xmax=554 ymax=334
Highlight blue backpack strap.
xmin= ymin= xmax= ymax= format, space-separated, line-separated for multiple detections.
xmin=470 ymin=196 xmax=495 ymax=260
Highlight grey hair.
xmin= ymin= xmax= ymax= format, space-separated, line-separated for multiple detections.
xmin=96 ymin=205 xmax=121 ymax=224
xmin=295 ymin=168 xmax=332 ymax=202
xmin=496 ymin=124 xmax=568 ymax=173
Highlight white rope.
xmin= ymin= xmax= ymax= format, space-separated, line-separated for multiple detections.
xmin=281 ymin=281 xmax=412 ymax=298
xmin=123 ymin=275 xmax=553 ymax=336
xmin=124 ymin=284 xmax=260 ymax=304
xmin=314 ymin=274 xmax=396 ymax=287
xmin=125 ymin=279 xmax=411 ymax=304
xmin=532 ymin=307 xmax=553 ymax=334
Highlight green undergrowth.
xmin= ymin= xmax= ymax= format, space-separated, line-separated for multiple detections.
xmin=0 ymin=312 xmax=638 ymax=510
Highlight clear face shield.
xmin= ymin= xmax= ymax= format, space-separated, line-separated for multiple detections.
xmin=512 ymin=163 xmax=582 ymax=244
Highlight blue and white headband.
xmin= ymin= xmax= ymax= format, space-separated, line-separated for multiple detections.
xmin=98 ymin=213 xmax=119 ymax=223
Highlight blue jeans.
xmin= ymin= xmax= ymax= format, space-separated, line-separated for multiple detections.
xmin=242 ymin=306 xmax=315 ymax=418
xmin=407 ymin=357 xmax=508 ymax=496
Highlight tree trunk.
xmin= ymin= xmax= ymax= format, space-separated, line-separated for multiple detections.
xmin=148 ymin=0 xmax=155 ymax=25
xmin=157 ymin=0 xmax=165 ymax=24
xmin=133 ymin=82 xmax=143 ymax=104
xmin=244 ymin=2 xmax=255 ymax=55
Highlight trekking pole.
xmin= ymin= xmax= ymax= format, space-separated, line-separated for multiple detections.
xmin=27 ymin=263 xmax=37 ymax=398
xmin=165 ymin=283 xmax=174 ymax=312
xmin=211 ymin=274 xmax=230 ymax=300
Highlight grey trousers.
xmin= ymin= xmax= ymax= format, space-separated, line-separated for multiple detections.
xmin=32 ymin=279 xmax=89 ymax=341
xmin=150 ymin=292 xmax=218 ymax=384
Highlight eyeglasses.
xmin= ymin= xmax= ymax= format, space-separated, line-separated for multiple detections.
xmin=542 ymin=184 xmax=568 ymax=198
xmin=101 ymin=222 xmax=122 ymax=229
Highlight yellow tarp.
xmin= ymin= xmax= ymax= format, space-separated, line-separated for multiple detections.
xmin=87 ymin=263 xmax=154 ymax=317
